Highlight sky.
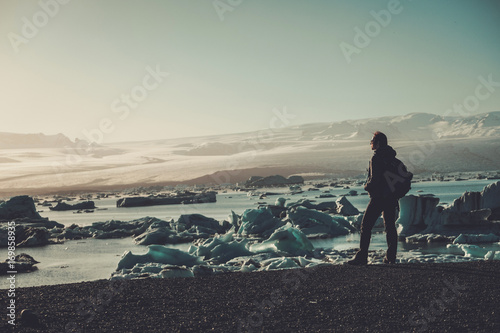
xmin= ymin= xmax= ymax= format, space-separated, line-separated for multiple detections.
xmin=1 ymin=0 xmax=499 ymax=143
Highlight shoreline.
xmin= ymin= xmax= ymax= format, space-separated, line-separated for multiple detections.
xmin=1 ymin=261 xmax=499 ymax=332
xmin=0 ymin=171 xmax=498 ymax=199
xmin=3 ymin=179 xmax=500 ymax=289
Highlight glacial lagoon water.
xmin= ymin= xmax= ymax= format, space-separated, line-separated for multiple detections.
xmin=13 ymin=179 xmax=500 ymax=288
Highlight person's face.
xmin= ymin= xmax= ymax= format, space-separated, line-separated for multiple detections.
xmin=370 ymin=138 xmax=379 ymax=150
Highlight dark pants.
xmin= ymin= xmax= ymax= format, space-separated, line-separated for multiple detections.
xmin=356 ymin=196 xmax=399 ymax=261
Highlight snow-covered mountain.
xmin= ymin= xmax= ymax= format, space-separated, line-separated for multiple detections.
xmin=291 ymin=111 xmax=500 ymax=141
xmin=0 ymin=112 xmax=499 ymax=195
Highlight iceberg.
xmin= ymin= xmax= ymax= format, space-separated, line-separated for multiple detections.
xmin=405 ymin=233 xmax=455 ymax=244
xmin=453 ymin=233 xmax=500 ymax=244
xmin=485 ymin=251 xmax=500 ymax=261
xmin=108 ymin=183 xmax=499 ymax=281
xmin=397 ymin=182 xmax=500 ymax=238
xmin=447 ymin=181 xmax=500 ymax=214
xmin=134 ymin=220 xmax=181 ymax=245
xmin=190 ymin=236 xmax=253 ymax=263
xmin=227 ymin=210 xmax=241 ymax=231
xmin=237 ymin=207 xmax=285 ymax=237
xmin=49 ymin=201 xmax=96 ymax=211
xmin=174 ymin=214 xmax=228 ymax=234
xmin=259 ymin=257 xmax=299 ymax=271
xmin=446 ymin=243 xmax=499 ymax=259
xmin=132 ymin=214 xmax=232 ymax=245
xmin=240 ymin=262 xmax=259 ymax=273
xmin=188 ymin=229 xmax=253 ymax=263
xmin=209 ymin=239 xmax=252 ymax=263
xmin=116 ymin=245 xmax=203 ymax=270
xmin=287 ymin=206 xmax=352 ymax=237
xmin=188 ymin=230 xmax=233 ymax=257
xmin=458 ymin=244 xmax=489 ymax=258
xmin=249 ymin=223 xmax=314 ymax=256
xmin=116 ymin=191 xmax=216 ymax=207
xmin=286 ymin=198 xmax=337 ymax=212
xmin=335 ymin=196 xmax=360 ymax=216
xmin=50 ymin=217 xmax=164 ymax=241
xmin=481 ymin=181 xmax=500 ymax=219
xmin=396 ymin=195 xmax=440 ymax=237
xmin=225 ymin=253 xmax=280 ymax=268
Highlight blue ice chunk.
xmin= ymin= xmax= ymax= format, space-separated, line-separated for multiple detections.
xmin=189 ymin=230 xmax=252 ymax=262
xmin=188 ymin=229 xmax=234 ymax=258
xmin=175 ymin=214 xmax=227 ymax=234
xmin=228 ymin=211 xmax=241 ymax=231
xmin=240 ymin=263 xmax=258 ymax=272
xmin=210 ymin=239 xmax=252 ymax=263
xmin=485 ymin=251 xmax=500 ymax=261
xmin=191 ymin=264 xmax=232 ymax=276
xmin=148 ymin=245 xmax=202 ymax=266
xmin=335 ymin=196 xmax=360 ymax=216
xmin=286 ymin=198 xmax=315 ymax=209
xmin=116 ymin=252 xmax=151 ymax=270
xmin=297 ymin=256 xmax=317 ymax=267
xmin=188 ymin=243 xmax=212 ymax=258
xmin=263 ymin=257 xmax=299 ymax=270
xmin=225 ymin=253 xmax=280 ymax=266
xmin=453 ymin=233 xmax=500 ymax=244
xmin=287 ymin=206 xmax=352 ymax=236
xmin=116 ymin=245 xmax=203 ymax=270
xmin=134 ymin=214 xmax=236 ymax=246
xmin=285 ymin=198 xmax=336 ymax=212
xmin=458 ymin=244 xmax=489 ymax=258
xmin=134 ymin=225 xmax=178 ymax=245
xmin=140 ymin=264 xmax=164 ymax=274
xmin=218 ymin=228 xmax=235 ymax=243
xmin=249 ymin=223 xmax=314 ymax=256
xmin=238 ymin=207 xmax=285 ymax=237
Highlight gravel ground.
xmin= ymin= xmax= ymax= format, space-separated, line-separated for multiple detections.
xmin=1 ymin=261 xmax=499 ymax=332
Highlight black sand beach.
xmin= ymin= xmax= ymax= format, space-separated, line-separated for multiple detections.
xmin=2 ymin=261 xmax=499 ymax=332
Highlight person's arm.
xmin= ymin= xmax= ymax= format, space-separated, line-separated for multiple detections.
xmin=364 ymin=159 xmax=373 ymax=192
xmin=365 ymin=156 xmax=384 ymax=195
xmin=363 ymin=165 xmax=370 ymax=190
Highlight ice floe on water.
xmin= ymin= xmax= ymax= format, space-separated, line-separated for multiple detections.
xmin=64 ymin=181 xmax=500 ymax=280
xmin=111 ymin=226 xmax=500 ymax=281
xmin=110 ymin=242 xmax=498 ymax=280
xmin=452 ymin=233 xmax=500 ymax=244
xmin=446 ymin=243 xmax=500 ymax=260
xmin=248 ymin=223 xmax=314 ymax=256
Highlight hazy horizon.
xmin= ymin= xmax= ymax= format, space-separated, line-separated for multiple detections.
xmin=1 ymin=0 xmax=500 ymax=144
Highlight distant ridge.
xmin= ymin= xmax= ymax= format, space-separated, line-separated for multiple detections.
xmin=0 ymin=132 xmax=81 ymax=149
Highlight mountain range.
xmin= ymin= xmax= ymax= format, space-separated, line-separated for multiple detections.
xmin=0 ymin=111 xmax=499 ymax=195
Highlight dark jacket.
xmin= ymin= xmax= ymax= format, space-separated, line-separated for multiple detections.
xmin=364 ymin=145 xmax=397 ymax=198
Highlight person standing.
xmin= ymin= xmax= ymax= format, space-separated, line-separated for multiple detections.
xmin=347 ymin=131 xmax=399 ymax=265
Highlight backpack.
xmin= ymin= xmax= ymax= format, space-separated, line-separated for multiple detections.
xmin=382 ymin=158 xmax=413 ymax=198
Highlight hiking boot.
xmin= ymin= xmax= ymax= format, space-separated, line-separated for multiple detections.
xmin=383 ymin=258 xmax=396 ymax=264
xmin=346 ymin=257 xmax=367 ymax=266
